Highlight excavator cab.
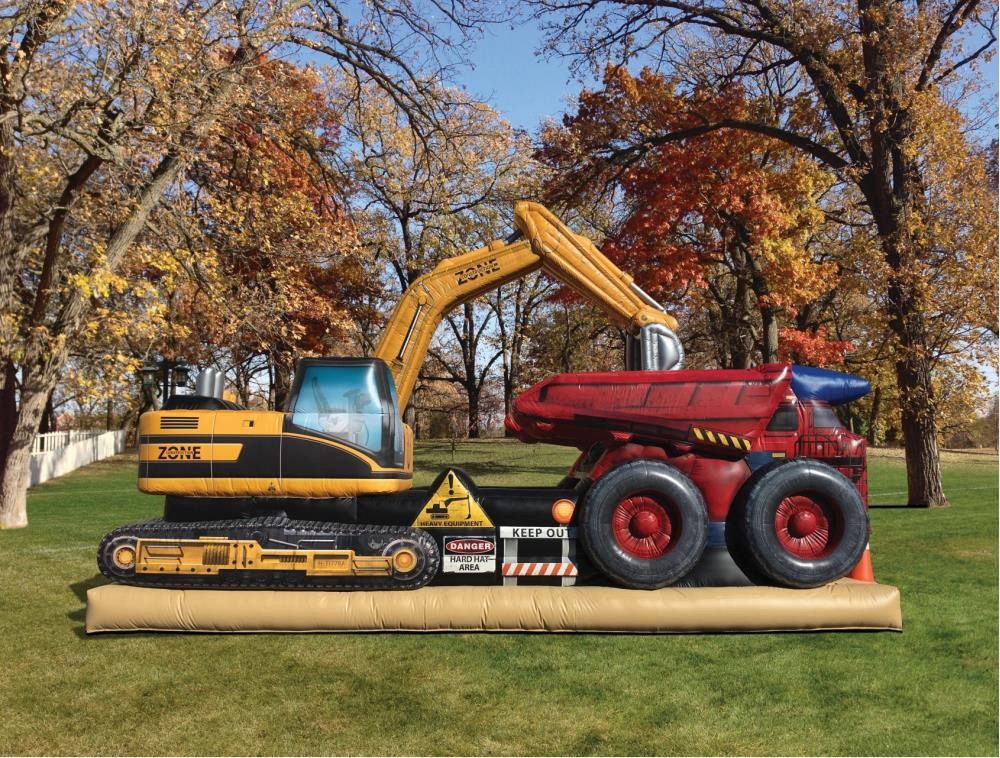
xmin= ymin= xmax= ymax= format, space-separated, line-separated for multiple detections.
xmin=138 ymin=357 xmax=413 ymax=499
xmin=285 ymin=358 xmax=406 ymax=469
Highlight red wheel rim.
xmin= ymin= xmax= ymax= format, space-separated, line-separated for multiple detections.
xmin=612 ymin=494 xmax=676 ymax=559
xmin=774 ymin=495 xmax=842 ymax=559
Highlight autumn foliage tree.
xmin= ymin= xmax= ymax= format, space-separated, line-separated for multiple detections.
xmin=532 ymin=0 xmax=998 ymax=505
xmin=67 ymin=59 xmax=374 ymax=417
xmin=0 ymin=1 xmax=290 ymax=529
xmin=338 ymin=82 xmax=537 ymax=436
xmin=0 ymin=0 xmax=501 ymax=528
xmin=540 ymin=69 xmax=845 ymax=369
xmin=176 ymin=60 xmax=374 ymax=409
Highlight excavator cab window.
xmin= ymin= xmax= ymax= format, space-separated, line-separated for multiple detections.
xmin=286 ymin=359 xmax=404 ymax=467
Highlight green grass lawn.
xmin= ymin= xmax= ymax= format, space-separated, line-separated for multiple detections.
xmin=1 ymin=441 xmax=996 ymax=756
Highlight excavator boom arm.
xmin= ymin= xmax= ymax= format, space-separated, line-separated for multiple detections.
xmin=375 ymin=202 xmax=681 ymax=409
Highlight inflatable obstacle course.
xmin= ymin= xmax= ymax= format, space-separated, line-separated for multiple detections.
xmin=89 ymin=362 xmax=896 ymax=633
xmin=89 ymin=203 xmax=899 ymax=633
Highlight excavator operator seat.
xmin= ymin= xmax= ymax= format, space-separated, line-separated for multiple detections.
xmin=287 ymin=358 xmax=406 ymax=468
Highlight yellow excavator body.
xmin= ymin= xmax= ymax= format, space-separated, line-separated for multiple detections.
xmin=138 ymin=361 xmax=415 ymax=499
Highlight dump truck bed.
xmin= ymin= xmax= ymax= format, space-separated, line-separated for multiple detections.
xmin=506 ymin=364 xmax=794 ymax=451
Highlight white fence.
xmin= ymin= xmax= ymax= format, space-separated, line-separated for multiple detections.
xmin=29 ymin=430 xmax=128 ymax=487
xmin=31 ymin=430 xmax=101 ymax=454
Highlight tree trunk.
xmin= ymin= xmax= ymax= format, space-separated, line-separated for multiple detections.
xmin=38 ymin=392 xmax=55 ymax=434
xmin=461 ymin=303 xmax=480 ymax=438
xmin=0 ymin=102 xmax=19 ymax=345
xmin=500 ymin=322 xmax=525 ymax=437
xmin=866 ymin=386 xmax=882 ymax=445
xmin=234 ymin=372 xmax=251 ymax=407
xmin=863 ymin=148 xmax=948 ymax=506
xmin=895 ymin=338 xmax=948 ymax=507
xmin=871 ymin=228 xmax=948 ymax=504
xmin=492 ymin=289 xmax=516 ymax=437
xmin=760 ymin=306 xmax=780 ymax=363
xmin=0 ymin=361 xmax=15 ymax=466
xmin=271 ymin=355 xmax=292 ymax=411
xmin=877 ymin=266 xmax=948 ymax=505
xmin=501 ymin=364 xmax=516 ymax=437
xmin=0 ymin=356 xmax=60 ymax=528
xmin=0 ymin=429 xmax=33 ymax=529
xmin=713 ymin=237 xmax=757 ymax=369
xmin=884 ymin=241 xmax=948 ymax=506
xmin=466 ymin=385 xmax=481 ymax=439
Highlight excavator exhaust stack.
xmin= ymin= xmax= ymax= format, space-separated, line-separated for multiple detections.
xmin=627 ymin=323 xmax=685 ymax=371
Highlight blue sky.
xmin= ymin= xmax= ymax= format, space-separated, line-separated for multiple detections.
xmin=460 ymin=23 xmax=588 ymax=132
xmin=455 ymin=22 xmax=998 ymax=138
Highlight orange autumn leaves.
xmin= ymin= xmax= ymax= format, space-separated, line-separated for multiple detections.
xmin=539 ymin=67 xmax=845 ymax=365
xmin=171 ymin=58 xmax=370 ymax=364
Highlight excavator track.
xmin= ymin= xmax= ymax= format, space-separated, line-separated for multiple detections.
xmin=97 ymin=517 xmax=440 ymax=590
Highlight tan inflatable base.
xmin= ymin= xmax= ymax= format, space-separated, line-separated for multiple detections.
xmin=86 ymin=579 xmax=901 ymax=634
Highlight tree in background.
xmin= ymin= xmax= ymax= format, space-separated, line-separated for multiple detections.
xmin=531 ymin=0 xmax=998 ymax=505
xmin=827 ymin=133 xmax=997 ymax=444
xmin=177 ymin=59 xmax=373 ymax=410
xmin=539 ymin=68 xmax=844 ymax=369
xmin=338 ymin=82 xmax=537 ymax=436
xmin=0 ymin=1 xmax=287 ymax=528
xmin=487 ymin=272 xmax=556 ymax=429
xmin=0 ymin=0 xmax=501 ymax=528
xmin=67 ymin=58 xmax=376 ymax=419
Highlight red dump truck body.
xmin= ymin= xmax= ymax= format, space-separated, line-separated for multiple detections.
xmin=507 ymin=364 xmax=792 ymax=451
xmin=506 ymin=363 xmax=869 ymax=522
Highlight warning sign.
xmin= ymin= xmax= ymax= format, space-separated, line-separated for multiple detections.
xmin=499 ymin=526 xmax=575 ymax=539
xmin=443 ymin=536 xmax=496 ymax=574
xmin=411 ymin=471 xmax=494 ymax=529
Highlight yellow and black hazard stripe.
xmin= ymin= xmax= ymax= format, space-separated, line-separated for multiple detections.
xmin=689 ymin=426 xmax=752 ymax=453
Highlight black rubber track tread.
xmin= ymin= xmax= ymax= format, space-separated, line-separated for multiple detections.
xmin=97 ymin=517 xmax=440 ymax=591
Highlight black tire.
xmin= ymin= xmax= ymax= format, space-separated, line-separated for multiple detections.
xmin=730 ymin=458 xmax=869 ymax=589
xmin=580 ymin=459 xmax=709 ymax=589
xmin=724 ymin=495 xmax=771 ymax=586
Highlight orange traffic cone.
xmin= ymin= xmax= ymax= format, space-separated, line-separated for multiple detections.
xmin=848 ymin=542 xmax=875 ymax=582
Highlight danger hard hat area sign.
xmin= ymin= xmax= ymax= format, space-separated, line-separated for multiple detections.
xmin=442 ymin=535 xmax=496 ymax=574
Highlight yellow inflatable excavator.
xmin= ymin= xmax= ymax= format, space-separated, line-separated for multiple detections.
xmin=102 ymin=203 xmax=685 ymax=591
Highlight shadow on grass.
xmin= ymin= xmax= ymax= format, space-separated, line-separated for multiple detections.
xmin=869 ymin=503 xmax=929 ymax=509
xmin=69 ymin=574 xmax=109 ymax=638
xmin=448 ymin=461 xmax=571 ymax=480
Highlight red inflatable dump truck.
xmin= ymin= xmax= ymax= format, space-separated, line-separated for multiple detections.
xmin=507 ymin=363 xmax=871 ymax=589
